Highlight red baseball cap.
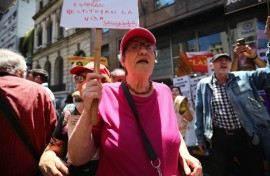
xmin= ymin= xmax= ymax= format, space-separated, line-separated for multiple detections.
xmin=70 ymin=62 xmax=110 ymax=77
xmin=120 ymin=27 xmax=156 ymax=54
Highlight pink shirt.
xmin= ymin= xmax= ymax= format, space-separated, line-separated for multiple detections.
xmin=93 ymin=82 xmax=182 ymax=176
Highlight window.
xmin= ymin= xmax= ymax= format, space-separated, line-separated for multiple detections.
xmin=102 ymin=28 xmax=109 ymax=33
xmin=155 ymin=0 xmax=174 ymax=10
xmin=197 ymin=23 xmax=229 ymax=54
xmin=39 ymin=1 xmax=43 ymax=10
xmin=47 ymin=22 xmax=52 ymax=43
xmin=152 ymin=38 xmax=172 ymax=79
xmin=75 ymin=50 xmax=86 ymax=57
xmin=12 ymin=11 xmax=17 ymax=19
xmin=171 ymin=22 xmax=229 ymax=76
xmin=38 ymin=29 xmax=42 ymax=47
xmin=58 ymin=26 xmax=64 ymax=38
xmin=54 ymin=57 xmax=63 ymax=85
xmin=101 ymin=44 xmax=109 ymax=59
xmin=44 ymin=60 xmax=51 ymax=86
xmin=198 ymin=33 xmax=227 ymax=54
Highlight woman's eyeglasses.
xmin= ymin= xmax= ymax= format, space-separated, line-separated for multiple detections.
xmin=127 ymin=41 xmax=156 ymax=52
xmin=74 ymin=75 xmax=86 ymax=83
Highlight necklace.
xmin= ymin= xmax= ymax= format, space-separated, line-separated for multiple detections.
xmin=124 ymin=80 xmax=153 ymax=95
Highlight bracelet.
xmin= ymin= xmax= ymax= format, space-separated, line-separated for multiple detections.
xmin=249 ymin=55 xmax=257 ymax=61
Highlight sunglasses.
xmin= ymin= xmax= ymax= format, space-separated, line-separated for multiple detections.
xmin=127 ymin=41 xmax=156 ymax=52
xmin=74 ymin=75 xmax=86 ymax=83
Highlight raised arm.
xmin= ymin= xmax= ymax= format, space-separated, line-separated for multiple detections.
xmin=244 ymin=45 xmax=266 ymax=68
xmin=68 ymin=73 xmax=102 ymax=166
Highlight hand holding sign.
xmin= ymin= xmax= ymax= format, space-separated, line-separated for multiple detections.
xmin=60 ymin=0 xmax=139 ymax=124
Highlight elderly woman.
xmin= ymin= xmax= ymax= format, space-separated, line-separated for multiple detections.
xmin=68 ymin=27 xmax=202 ymax=176
xmin=39 ymin=62 xmax=111 ymax=176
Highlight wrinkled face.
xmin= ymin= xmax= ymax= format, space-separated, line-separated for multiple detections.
xmin=121 ymin=37 xmax=156 ymax=76
xmin=210 ymin=57 xmax=232 ymax=75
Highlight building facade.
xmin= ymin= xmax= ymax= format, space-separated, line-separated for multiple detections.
xmin=31 ymin=0 xmax=269 ymax=99
xmin=0 ymin=0 xmax=35 ymax=51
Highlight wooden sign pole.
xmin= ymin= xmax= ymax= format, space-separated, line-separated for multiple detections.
xmin=90 ymin=28 xmax=102 ymax=124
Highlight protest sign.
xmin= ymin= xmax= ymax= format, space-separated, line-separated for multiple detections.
xmin=60 ymin=0 xmax=139 ymax=29
xmin=173 ymin=76 xmax=192 ymax=102
xmin=60 ymin=0 xmax=139 ymax=124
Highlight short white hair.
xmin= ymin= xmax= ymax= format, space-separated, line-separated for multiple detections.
xmin=0 ymin=49 xmax=27 ymax=77
xmin=111 ymin=68 xmax=125 ymax=78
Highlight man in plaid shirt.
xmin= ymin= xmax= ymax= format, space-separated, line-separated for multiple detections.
xmin=195 ymin=16 xmax=270 ymax=176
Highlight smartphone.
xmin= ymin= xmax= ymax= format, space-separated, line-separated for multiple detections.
xmin=236 ymin=38 xmax=246 ymax=46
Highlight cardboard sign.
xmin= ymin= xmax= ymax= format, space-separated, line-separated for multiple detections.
xmin=60 ymin=0 xmax=139 ymax=29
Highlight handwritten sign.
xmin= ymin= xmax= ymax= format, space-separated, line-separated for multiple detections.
xmin=60 ymin=0 xmax=139 ymax=29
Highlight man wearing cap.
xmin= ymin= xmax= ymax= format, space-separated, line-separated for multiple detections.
xmin=195 ymin=50 xmax=270 ymax=175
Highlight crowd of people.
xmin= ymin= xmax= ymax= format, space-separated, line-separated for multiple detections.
xmin=1 ymin=15 xmax=270 ymax=176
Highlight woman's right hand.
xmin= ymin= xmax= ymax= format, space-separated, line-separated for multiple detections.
xmin=82 ymin=73 xmax=103 ymax=111
xmin=39 ymin=150 xmax=69 ymax=176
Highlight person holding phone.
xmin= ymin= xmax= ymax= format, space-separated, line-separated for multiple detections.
xmin=231 ymin=38 xmax=266 ymax=71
